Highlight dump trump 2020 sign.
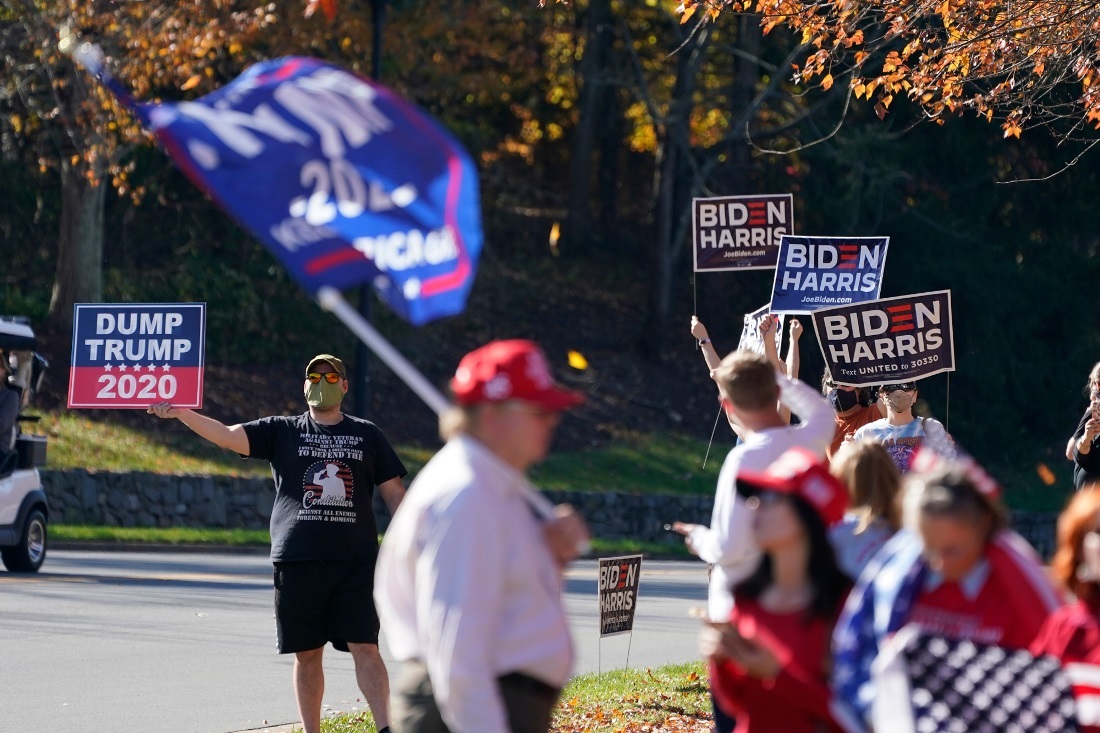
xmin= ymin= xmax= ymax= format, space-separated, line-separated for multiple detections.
xmin=68 ymin=303 xmax=206 ymax=409
xmin=599 ymin=554 xmax=642 ymax=637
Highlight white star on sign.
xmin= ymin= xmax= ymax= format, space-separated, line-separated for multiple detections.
xmin=161 ymin=364 xmax=171 ymax=372
xmin=103 ymin=364 xmax=113 ymax=372
xmin=133 ymin=364 xmax=143 ymax=372
xmin=118 ymin=364 xmax=128 ymax=372
xmin=148 ymin=364 xmax=156 ymax=372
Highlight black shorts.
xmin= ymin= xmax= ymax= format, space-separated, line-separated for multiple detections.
xmin=273 ymin=560 xmax=379 ymax=654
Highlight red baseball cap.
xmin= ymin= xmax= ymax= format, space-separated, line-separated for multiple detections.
xmin=736 ymin=447 xmax=848 ymax=527
xmin=450 ymin=340 xmax=584 ymax=411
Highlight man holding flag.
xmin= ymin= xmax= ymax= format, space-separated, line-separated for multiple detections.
xmin=69 ymin=33 xmax=498 ymax=733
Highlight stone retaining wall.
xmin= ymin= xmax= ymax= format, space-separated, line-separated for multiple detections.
xmin=39 ymin=469 xmax=1059 ymax=557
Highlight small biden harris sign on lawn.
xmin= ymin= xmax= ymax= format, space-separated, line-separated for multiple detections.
xmin=599 ymin=554 xmax=643 ymax=637
xmin=68 ymin=303 xmax=206 ymax=409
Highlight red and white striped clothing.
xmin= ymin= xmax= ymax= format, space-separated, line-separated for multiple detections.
xmin=907 ymin=532 xmax=1061 ymax=651
xmin=1031 ymin=598 xmax=1100 ymax=733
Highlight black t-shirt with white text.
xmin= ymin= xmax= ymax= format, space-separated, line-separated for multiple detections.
xmin=242 ymin=413 xmax=407 ymax=563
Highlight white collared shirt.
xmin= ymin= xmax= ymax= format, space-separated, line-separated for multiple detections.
xmin=375 ymin=434 xmax=572 ymax=733
xmin=921 ymin=557 xmax=991 ymax=599
xmin=687 ymin=373 xmax=835 ymax=619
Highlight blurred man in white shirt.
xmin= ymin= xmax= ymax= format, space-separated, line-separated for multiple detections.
xmin=375 ymin=340 xmax=590 ymax=733
xmin=673 ymin=349 xmax=834 ymax=621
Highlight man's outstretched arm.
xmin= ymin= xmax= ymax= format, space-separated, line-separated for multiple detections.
xmin=148 ymin=402 xmax=250 ymax=456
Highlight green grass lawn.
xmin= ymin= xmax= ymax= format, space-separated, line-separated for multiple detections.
xmin=29 ymin=411 xmax=722 ymax=496
xmin=27 ymin=409 xmax=1064 ymax=512
xmin=49 ymin=524 xmax=693 ymax=558
xmin=50 ymin=524 xmax=272 ymax=546
xmin=531 ymin=431 xmax=724 ymax=495
xmin=30 ymin=412 xmax=273 ymax=478
xmin=304 ymin=661 xmax=710 ymax=733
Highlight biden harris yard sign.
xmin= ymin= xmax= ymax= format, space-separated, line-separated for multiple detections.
xmin=86 ymin=54 xmax=482 ymax=326
xmin=692 ymin=194 xmax=794 ymax=271
xmin=599 ymin=554 xmax=643 ymax=637
xmin=737 ymin=304 xmax=784 ymax=356
xmin=770 ymin=236 xmax=889 ymax=314
xmin=811 ymin=290 xmax=954 ymax=387
xmin=68 ymin=304 xmax=206 ymax=409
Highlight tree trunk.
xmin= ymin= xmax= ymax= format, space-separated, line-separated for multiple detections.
xmin=567 ymin=0 xmax=615 ymax=249
xmin=727 ymin=14 xmax=761 ymax=193
xmin=639 ymin=28 xmax=708 ymax=359
xmin=49 ymin=161 xmax=106 ymax=330
xmin=640 ymin=130 xmax=678 ymax=359
xmin=701 ymin=14 xmax=764 ymax=321
xmin=595 ymin=84 xmax=622 ymax=240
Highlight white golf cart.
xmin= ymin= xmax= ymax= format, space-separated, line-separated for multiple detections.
xmin=0 ymin=316 xmax=49 ymax=572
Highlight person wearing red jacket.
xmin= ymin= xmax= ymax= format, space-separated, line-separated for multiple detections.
xmin=1031 ymin=486 xmax=1100 ymax=732
xmin=701 ymin=447 xmax=862 ymax=733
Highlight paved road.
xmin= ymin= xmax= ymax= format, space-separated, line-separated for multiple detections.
xmin=0 ymin=551 xmax=707 ymax=733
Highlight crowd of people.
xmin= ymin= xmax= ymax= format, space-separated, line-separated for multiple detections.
xmin=146 ymin=324 xmax=1100 ymax=733
xmin=680 ymin=318 xmax=1100 ymax=733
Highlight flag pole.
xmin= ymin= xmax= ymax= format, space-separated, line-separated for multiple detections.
xmin=318 ymin=286 xmax=584 ymax=546
xmin=316 ymin=286 xmax=449 ymax=415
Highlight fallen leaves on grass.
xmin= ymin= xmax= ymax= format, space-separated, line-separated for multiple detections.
xmin=552 ymin=667 xmax=711 ymax=732
xmin=553 ymin=703 xmax=712 ymax=733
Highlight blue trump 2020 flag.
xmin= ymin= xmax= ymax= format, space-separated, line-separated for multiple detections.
xmin=121 ymin=56 xmax=482 ymax=325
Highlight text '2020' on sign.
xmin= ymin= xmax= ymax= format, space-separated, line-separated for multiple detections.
xmin=68 ymin=303 xmax=206 ymax=409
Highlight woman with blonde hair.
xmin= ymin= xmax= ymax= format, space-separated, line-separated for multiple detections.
xmin=1031 ymin=485 xmax=1100 ymax=732
xmin=831 ymin=450 xmax=1061 ymax=726
xmin=827 ymin=439 xmax=902 ymax=579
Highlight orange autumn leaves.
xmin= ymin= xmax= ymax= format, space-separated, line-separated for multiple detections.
xmin=552 ymin=669 xmax=712 ymax=733
xmin=677 ymin=0 xmax=1100 ymax=141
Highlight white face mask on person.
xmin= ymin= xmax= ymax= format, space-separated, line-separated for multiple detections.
xmin=305 ymin=380 xmax=344 ymax=409
xmin=884 ymin=390 xmax=915 ymax=413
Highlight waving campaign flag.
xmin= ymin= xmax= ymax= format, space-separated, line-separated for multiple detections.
xmin=75 ymin=48 xmax=482 ymax=327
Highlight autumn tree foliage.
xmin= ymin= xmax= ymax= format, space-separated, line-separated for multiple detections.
xmin=681 ymin=0 xmax=1100 ymax=144
xmin=0 ymin=1 xmax=284 ymax=327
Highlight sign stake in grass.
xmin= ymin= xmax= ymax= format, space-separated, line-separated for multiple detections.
xmin=598 ymin=554 xmax=643 ymax=673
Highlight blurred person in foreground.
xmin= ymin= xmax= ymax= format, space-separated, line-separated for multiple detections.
xmin=827 ymin=440 xmax=903 ymax=580
xmin=831 ymin=447 xmax=1061 ymax=725
xmin=149 ymin=354 xmax=407 ymax=733
xmin=672 ymin=349 xmax=834 ymax=623
xmin=672 ymin=348 xmax=833 ymax=733
xmin=703 ymin=447 xmax=861 ymax=733
xmin=1031 ymin=485 xmax=1100 ymax=732
xmin=375 ymin=339 xmax=590 ymax=733
xmin=1065 ymin=362 xmax=1100 ymax=491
